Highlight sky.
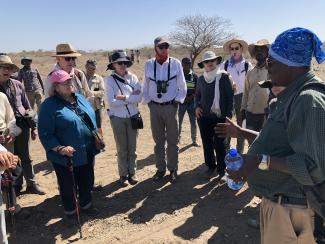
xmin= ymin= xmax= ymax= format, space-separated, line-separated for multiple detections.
xmin=2 ymin=0 xmax=325 ymax=52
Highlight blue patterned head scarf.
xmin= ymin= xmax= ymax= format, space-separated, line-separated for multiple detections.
xmin=269 ymin=27 xmax=325 ymax=67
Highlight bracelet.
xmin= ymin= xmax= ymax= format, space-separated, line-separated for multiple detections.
xmin=57 ymin=146 xmax=66 ymax=153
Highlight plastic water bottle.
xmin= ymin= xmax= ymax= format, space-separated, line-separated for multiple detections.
xmin=225 ymin=148 xmax=244 ymax=190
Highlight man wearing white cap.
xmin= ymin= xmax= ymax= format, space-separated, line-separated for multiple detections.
xmin=143 ymin=36 xmax=187 ymax=183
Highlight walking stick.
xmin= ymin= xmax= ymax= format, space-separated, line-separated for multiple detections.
xmin=66 ymin=157 xmax=82 ymax=238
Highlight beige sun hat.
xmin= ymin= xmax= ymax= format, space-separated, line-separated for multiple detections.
xmin=248 ymin=39 xmax=270 ymax=57
xmin=223 ymin=38 xmax=248 ymax=53
xmin=0 ymin=55 xmax=19 ymax=72
xmin=52 ymin=43 xmax=81 ymax=57
xmin=198 ymin=51 xmax=222 ymax=68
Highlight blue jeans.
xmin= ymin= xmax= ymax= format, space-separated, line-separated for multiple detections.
xmin=178 ymin=101 xmax=197 ymax=143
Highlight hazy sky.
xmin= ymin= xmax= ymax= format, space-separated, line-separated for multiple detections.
xmin=2 ymin=0 xmax=324 ymax=52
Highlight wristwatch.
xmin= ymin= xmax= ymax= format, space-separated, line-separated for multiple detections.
xmin=258 ymin=154 xmax=270 ymax=170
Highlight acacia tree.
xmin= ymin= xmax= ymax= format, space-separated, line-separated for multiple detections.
xmin=170 ymin=15 xmax=235 ymax=67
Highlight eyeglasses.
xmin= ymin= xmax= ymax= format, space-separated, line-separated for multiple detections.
xmin=117 ymin=62 xmax=128 ymax=66
xmin=157 ymin=43 xmax=170 ymax=50
xmin=58 ymin=80 xmax=73 ymax=86
xmin=64 ymin=57 xmax=77 ymax=61
xmin=0 ymin=65 xmax=11 ymax=70
xmin=203 ymin=59 xmax=215 ymax=64
xmin=230 ymin=47 xmax=240 ymax=51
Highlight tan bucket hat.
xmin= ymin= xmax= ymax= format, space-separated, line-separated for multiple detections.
xmin=0 ymin=55 xmax=19 ymax=72
xmin=248 ymin=39 xmax=270 ymax=57
xmin=52 ymin=43 xmax=81 ymax=57
xmin=223 ymin=38 xmax=248 ymax=53
xmin=198 ymin=51 xmax=222 ymax=68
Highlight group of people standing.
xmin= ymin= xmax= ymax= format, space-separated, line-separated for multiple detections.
xmin=0 ymin=26 xmax=325 ymax=244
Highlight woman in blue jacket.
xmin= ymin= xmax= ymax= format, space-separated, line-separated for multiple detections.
xmin=38 ymin=70 xmax=99 ymax=218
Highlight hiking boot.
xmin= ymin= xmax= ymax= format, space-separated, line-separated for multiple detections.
xmin=169 ymin=170 xmax=178 ymax=183
xmin=26 ymin=184 xmax=46 ymax=195
xmin=153 ymin=170 xmax=166 ymax=181
xmin=204 ymin=168 xmax=216 ymax=179
xmin=81 ymin=206 xmax=99 ymax=217
xmin=128 ymin=174 xmax=138 ymax=185
xmin=119 ymin=176 xmax=128 ymax=187
xmin=92 ymin=183 xmax=103 ymax=192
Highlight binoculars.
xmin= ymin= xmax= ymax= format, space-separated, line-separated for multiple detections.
xmin=156 ymin=80 xmax=168 ymax=98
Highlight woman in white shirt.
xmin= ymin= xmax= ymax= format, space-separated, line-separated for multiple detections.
xmin=105 ymin=51 xmax=142 ymax=187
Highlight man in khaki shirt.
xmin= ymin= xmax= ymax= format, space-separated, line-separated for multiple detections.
xmin=241 ymin=39 xmax=270 ymax=140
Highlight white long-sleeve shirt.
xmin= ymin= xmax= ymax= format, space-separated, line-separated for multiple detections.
xmin=0 ymin=93 xmax=21 ymax=137
xmin=220 ymin=59 xmax=252 ymax=95
xmin=105 ymin=71 xmax=142 ymax=118
xmin=143 ymin=57 xmax=187 ymax=104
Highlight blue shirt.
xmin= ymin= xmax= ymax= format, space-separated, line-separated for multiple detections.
xmin=38 ymin=93 xmax=98 ymax=167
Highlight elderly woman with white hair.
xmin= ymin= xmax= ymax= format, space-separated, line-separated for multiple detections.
xmin=38 ymin=70 xmax=99 ymax=219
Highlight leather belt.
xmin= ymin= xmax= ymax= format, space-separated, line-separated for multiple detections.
xmin=150 ymin=100 xmax=175 ymax=105
xmin=269 ymin=195 xmax=307 ymax=206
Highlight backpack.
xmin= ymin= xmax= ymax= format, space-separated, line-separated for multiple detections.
xmin=224 ymin=60 xmax=249 ymax=74
xmin=284 ymin=80 xmax=325 ymax=218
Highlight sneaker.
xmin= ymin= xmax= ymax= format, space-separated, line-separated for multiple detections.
xmin=26 ymin=184 xmax=46 ymax=195
xmin=169 ymin=170 xmax=178 ymax=183
xmin=204 ymin=168 xmax=216 ymax=179
xmin=81 ymin=206 xmax=99 ymax=217
xmin=128 ymin=174 xmax=138 ymax=185
xmin=153 ymin=170 xmax=166 ymax=181
xmin=119 ymin=176 xmax=128 ymax=187
xmin=192 ymin=142 xmax=200 ymax=147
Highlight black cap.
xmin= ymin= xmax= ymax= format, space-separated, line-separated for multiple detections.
xmin=181 ymin=57 xmax=191 ymax=64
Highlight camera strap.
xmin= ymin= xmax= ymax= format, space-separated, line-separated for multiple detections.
xmin=112 ymin=76 xmax=132 ymax=117
xmin=149 ymin=58 xmax=177 ymax=83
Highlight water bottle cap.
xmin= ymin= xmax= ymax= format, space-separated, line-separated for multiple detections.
xmin=228 ymin=148 xmax=238 ymax=157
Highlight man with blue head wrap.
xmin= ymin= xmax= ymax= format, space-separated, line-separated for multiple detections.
xmin=216 ymin=27 xmax=325 ymax=243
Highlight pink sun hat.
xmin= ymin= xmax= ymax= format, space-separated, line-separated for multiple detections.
xmin=49 ymin=70 xmax=71 ymax=84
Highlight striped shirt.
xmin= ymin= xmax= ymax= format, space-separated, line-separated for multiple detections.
xmin=247 ymin=71 xmax=325 ymax=199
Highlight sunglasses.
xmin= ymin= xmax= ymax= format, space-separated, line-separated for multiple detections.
xmin=203 ymin=59 xmax=216 ymax=64
xmin=64 ymin=57 xmax=77 ymax=61
xmin=157 ymin=43 xmax=170 ymax=50
xmin=116 ymin=61 xmax=128 ymax=66
xmin=230 ymin=47 xmax=240 ymax=51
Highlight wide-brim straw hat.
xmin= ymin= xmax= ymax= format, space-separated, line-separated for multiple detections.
xmin=52 ymin=43 xmax=81 ymax=57
xmin=248 ymin=39 xmax=270 ymax=57
xmin=106 ymin=50 xmax=133 ymax=70
xmin=198 ymin=51 xmax=222 ymax=68
xmin=223 ymin=38 xmax=248 ymax=53
xmin=0 ymin=55 xmax=19 ymax=72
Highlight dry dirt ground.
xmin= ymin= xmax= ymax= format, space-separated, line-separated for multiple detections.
xmin=5 ymin=50 xmax=325 ymax=244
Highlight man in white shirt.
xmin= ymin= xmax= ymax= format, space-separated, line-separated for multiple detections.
xmin=220 ymin=38 xmax=252 ymax=153
xmin=143 ymin=36 xmax=187 ymax=183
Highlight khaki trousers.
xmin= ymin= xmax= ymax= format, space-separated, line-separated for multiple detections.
xmin=110 ymin=116 xmax=138 ymax=177
xmin=149 ymin=102 xmax=179 ymax=172
xmin=260 ymin=197 xmax=316 ymax=244
xmin=26 ymin=89 xmax=43 ymax=113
